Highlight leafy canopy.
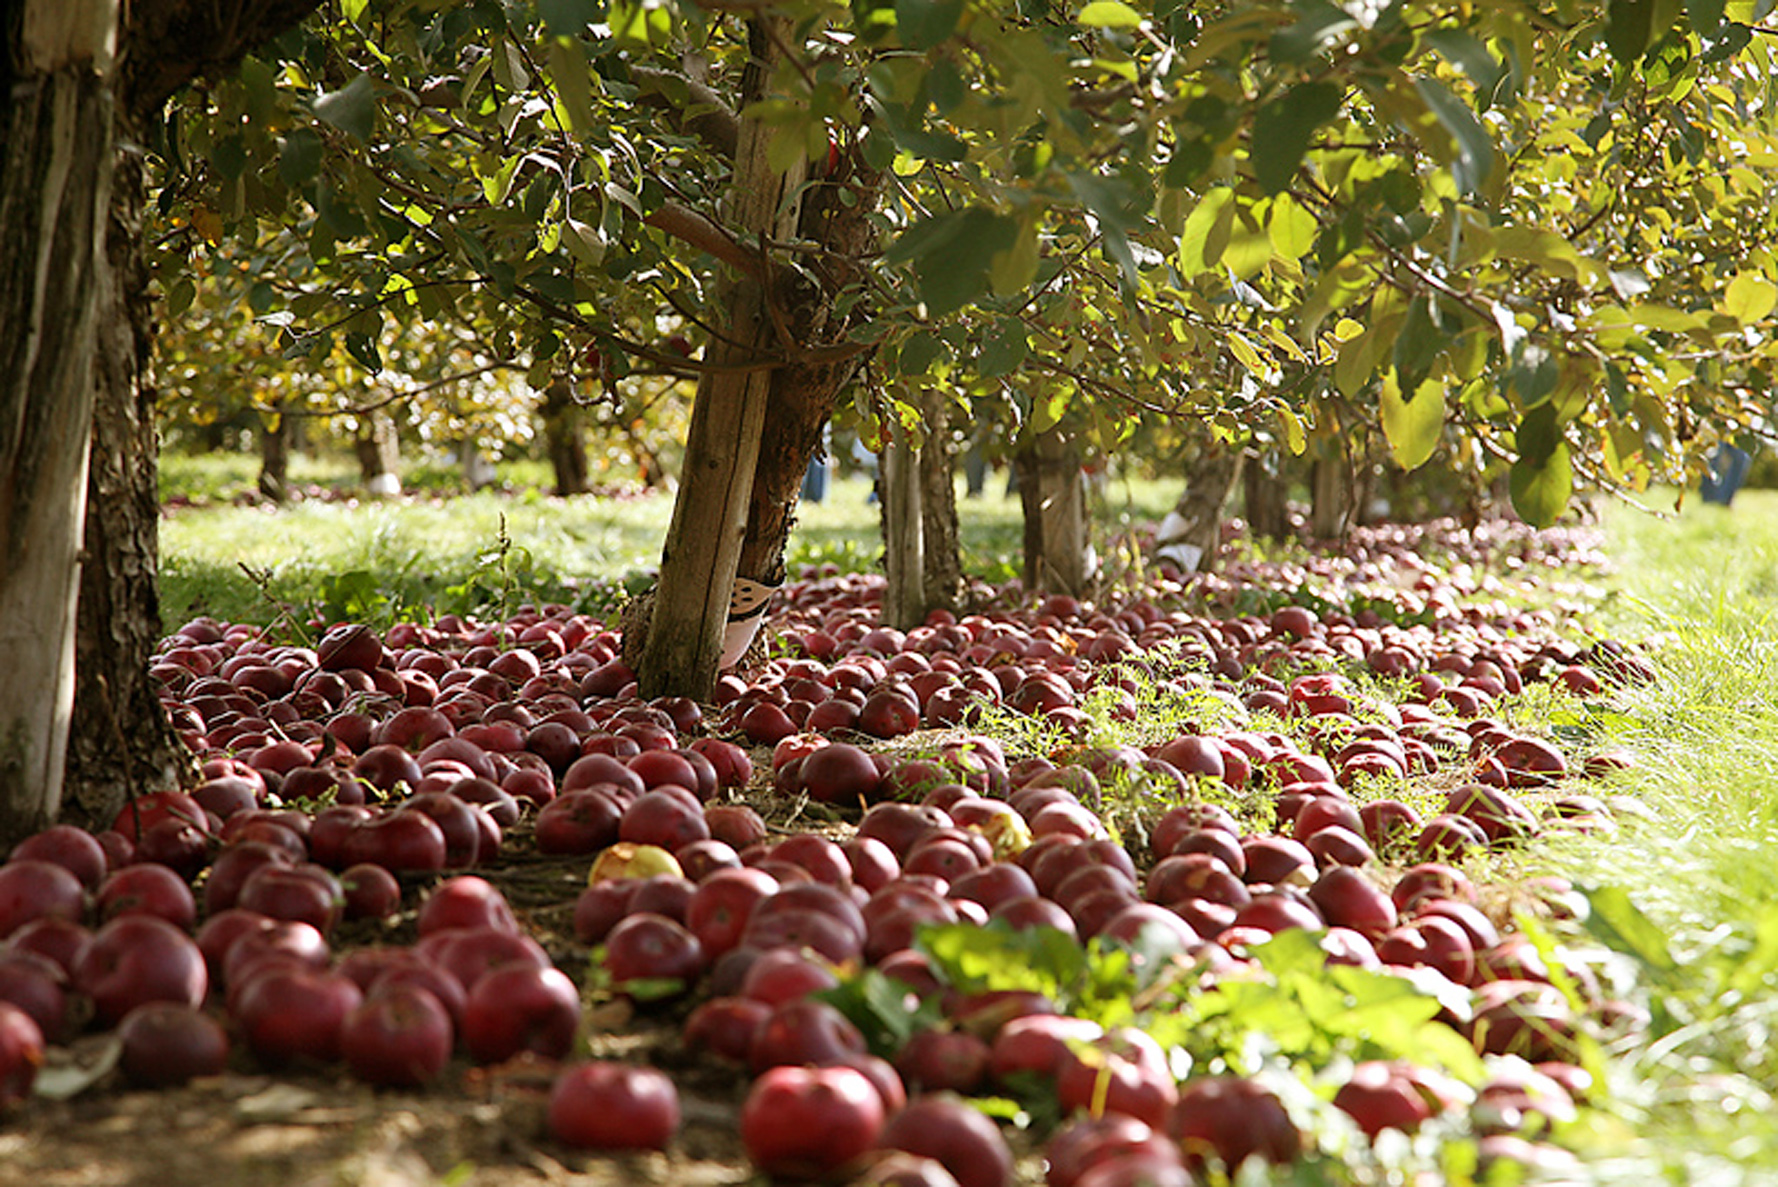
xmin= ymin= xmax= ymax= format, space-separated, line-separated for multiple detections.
xmin=155 ymin=0 xmax=1778 ymax=523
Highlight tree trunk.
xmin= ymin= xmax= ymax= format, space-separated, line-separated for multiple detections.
xmin=1242 ymin=450 xmax=1291 ymax=543
xmin=1013 ymin=428 xmax=1095 ymax=597
xmin=354 ymin=411 xmax=401 ymax=496
xmin=918 ymin=391 xmax=963 ymax=616
xmin=639 ymin=18 xmax=804 ymax=701
xmin=540 ymin=379 xmax=589 ymax=496
xmin=0 ymin=1 xmax=119 ymax=843
xmin=881 ymin=430 xmax=925 ymax=631
xmin=60 ymin=0 xmax=323 ymax=836
xmin=1310 ymin=452 xmax=1355 ymax=540
xmin=258 ymin=400 xmax=290 ymax=502
xmin=64 ymin=105 xmax=191 ymax=832
xmin=637 ymin=21 xmax=883 ymax=696
xmin=1156 ymin=445 xmax=1243 ymax=574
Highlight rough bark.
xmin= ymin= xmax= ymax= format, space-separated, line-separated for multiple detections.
xmin=917 ymin=391 xmax=963 ymax=616
xmin=731 ymin=169 xmax=882 ymax=588
xmin=636 ymin=22 xmax=883 ymax=695
xmin=881 ymin=430 xmax=925 ymax=632
xmin=540 ymin=379 xmax=589 ymax=496
xmin=1 ymin=2 xmax=118 ymax=843
xmin=1013 ymin=428 xmax=1095 ymax=597
xmin=65 ymin=117 xmax=192 ymax=831
xmin=1156 ymin=445 xmax=1243 ymax=574
xmin=1242 ymin=450 xmax=1291 ymax=543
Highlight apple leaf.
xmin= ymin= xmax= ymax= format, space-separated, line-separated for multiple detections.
xmin=1510 ymin=443 xmax=1572 ymax=528
xmin=1380 ymin=371 xmax=1446 ymax=471
xmin=1723 ymin=271 xmax=1778 ymax=325
xmin=1250 ymin=81 xmax=1343 ymax=195
xmin=895 ymin=0 xmax=965 ymax=50
xmin=1178 ymin=187 xmax=1235 ymax=278
xmin=1414 ymin=77 xmax=1495 ymax=194
xmin=1078 ymin=0 xmax=1143 ymax=27
xmin=312 ymin=73 xmax=377 ymax=142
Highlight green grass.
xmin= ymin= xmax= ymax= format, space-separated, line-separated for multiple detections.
xmin=158 ymin=460 xmax=1184 ymax=628
xmin=1529 ymin=489 xmax=1778 ymax=1182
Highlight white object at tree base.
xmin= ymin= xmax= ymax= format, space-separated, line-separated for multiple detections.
xmin=720 ymin=578 xmax=778 ymax=669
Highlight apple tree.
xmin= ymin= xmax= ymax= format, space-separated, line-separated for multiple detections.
xmin=152 ymin=0 xmax=1778 ymax=701
xmin=143 ymin=0 xmax=1778 ymax=700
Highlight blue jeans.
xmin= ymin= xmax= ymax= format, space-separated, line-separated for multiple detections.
xmin=1701 ymin=445 xmax=1752 ymax=506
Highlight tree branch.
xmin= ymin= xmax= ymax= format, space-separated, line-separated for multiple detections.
xmin=644 ymin=201 xmax=766 ymax=279
xmin=630 ymin=65 xmax=740 ymax=160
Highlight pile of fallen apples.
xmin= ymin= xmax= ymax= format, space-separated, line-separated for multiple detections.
xmin=0 ymin=518 xmax=1651 ymax=1185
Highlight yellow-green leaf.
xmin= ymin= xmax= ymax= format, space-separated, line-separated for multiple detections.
xmin=1723 ymin=272 xmax=1778 ymax=325
xmin=1079 ymin=0 xmax=1143 ymax=28
xmin=1335 ymin=328 xmax=1380 ymax=398
xmin=1178 ymin=188 xmax=1234 ymax=278
xmin=1279 ymin=407 xmax=1307 ymax=455
xmin=1380 ymin=371 xmax=1445 ymax=470
xmin=990 ymin=216 xmax=1040 ymax=297
xmin=548 ymin=39 xmax=598 ymax=134
xmin=1267 ymin=193 xmax=1318 ymax=259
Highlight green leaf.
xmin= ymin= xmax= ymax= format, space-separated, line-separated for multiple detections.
xmin=1606 ymin=0 xmax=1663 ymax=63
xmin=278 ymin=128 xmax=324 ymax=187
xmin=1688 ymin=0 xmax=1727 ymax=32
xmin=1723 ymin=271 xmax=1778 ymax=324
xmin=1413 ymin=77 xmax=1494 ymax=193
xmin=1380 ymin=371 xmax=1445 ymax=470
xmin=1422 ymin=28 xmax=1505 ymax=103
xmin=344 ymin=331 xmax=383 ymax=373
xmin=548 ymin=39 xmax=598 ymax=134
xmin=1078 ymin=0 xmax=1143 ymax=28
xmin=1067 ymin=172 xmax=1144 ymax=291
xmin=819 ymin=969 xmax=946 ymax=1057
xmin=1269 ymin=0 xmax=1358 ymax=64
xmin=1250 ymin=82 xmax=1343 ymax=195
xmin=313 ymin=73 xmax=378 ymax=142
xmin=1177 ymin=187 xmax=1234 ymax=277
xmin=895 ymin=0 xmax=965 ymax=50
xmin=874 ymin=98 xmax=969 ymax=163
xmin=1335 ymin=327 xmax=1382 ymax=398
xmin=898 ymin=329 xmax=945 ymax=375
xmin=979 ymin=320 xmax=1030 ymax=377
xmin=887 ymin=208 xmax=1020 ymax=316
xmin=1510 ymin=406 xmax=1573 ymax=527
xmin=1393 ymin=293 xmax=1448 ymax=393
xmin=990 ymin=217 xmax=1040 ymax=296
xmin=1266 ymin=193 xmax=1318 ymax=258
xmin=539 ymin=0 xmax=601 ymax=35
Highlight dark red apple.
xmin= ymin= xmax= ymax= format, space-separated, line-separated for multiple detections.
xmin=116 ymin=1001 xmax=230 ymax=1086
xmin=877 ymin=1091 xmax=1015 ymax=1187
xmin=460 ymin=964 xmax=581 ymax=1063
xmin=548 ymin=1060 xmax=681 ymax=1151
xmin=341 ymin=983 xmax=455 ymax=1087
xmin=740 ymin=1064 xmax=886 ymax=1181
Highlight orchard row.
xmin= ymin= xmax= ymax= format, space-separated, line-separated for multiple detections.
xmin=0 ymin=518 xmax=1643 ymax=1185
